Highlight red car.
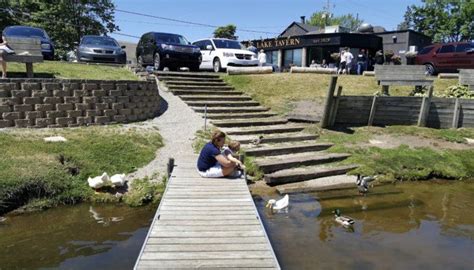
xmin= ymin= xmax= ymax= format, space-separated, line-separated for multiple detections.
xmin=415 ymin=41 xmax=474 ymax=75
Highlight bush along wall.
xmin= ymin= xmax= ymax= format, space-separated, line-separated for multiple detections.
xmin=0 ymin=79 xmax=160 ymax=128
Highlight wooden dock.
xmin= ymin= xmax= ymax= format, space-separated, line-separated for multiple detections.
xmin=134 ymin=157 xmax=281 ymax=269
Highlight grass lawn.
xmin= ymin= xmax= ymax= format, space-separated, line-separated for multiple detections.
xmin=6 ymin=61 xmax=138 ymax=80
xmin=223 ymin=73 xmax=458 ymax=114
xmin=0 ymin=126 xmax=163 ymax=214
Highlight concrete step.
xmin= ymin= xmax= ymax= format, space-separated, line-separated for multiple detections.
xmin=192 ymin=106 xmax=269 ymax=114
xmin=166 ymin=81 xmax=228 ymax=86
xmin=264 ymin=164 xmax=359 ymax=185
xmin=158 ymin=76 xmax=223 ymax=82
xmin=244 ymin=142 xmax=333 ymax=157
xmin=223 ymin=124 xmax=307 ymax=135
xmin=205 ymin=112 xmax=278 ymax=120
xmin=180 ymin=95 xmax=252 ymax=101
xmin=185 ymin=100 xmax=260 ymax=107
xmin=167 ymin=85 xmax=235 ymax=90
xmin=155 ymin=71 xmax=220 ymax=78
xmin=276 ymin=175 xmax=357 ymax=194
xmin=171 ymin=90 xmax=243 ymax=96
xmin=255 ymin=152 xmax=351 ymax=173
xmin=233 ymin=133 xmax=318 ymax=144
xmin=211 ymin=118 xmax=288 ymax=128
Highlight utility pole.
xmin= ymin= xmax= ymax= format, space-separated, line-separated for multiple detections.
xmin=323 ymin=0 xmax=334 ymax=27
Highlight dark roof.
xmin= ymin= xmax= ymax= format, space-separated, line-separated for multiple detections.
xmin=279 ymin=22 xmax=320 ymax=37
xmin=376 ymin=29 xmax=431 ymax=39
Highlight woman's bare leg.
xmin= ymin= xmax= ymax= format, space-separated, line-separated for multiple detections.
xmin=222 ymin=163 xmax=237 ymax=176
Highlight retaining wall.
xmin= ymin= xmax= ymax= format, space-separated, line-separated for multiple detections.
xmin=0 ymin=79 xmax=160 ymax=128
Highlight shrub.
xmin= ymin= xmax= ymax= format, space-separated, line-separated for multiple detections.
xmin=440 ymin=84 xmax=474 ymax=99
xmin=392 ymin=55 xmax=402 ymax=65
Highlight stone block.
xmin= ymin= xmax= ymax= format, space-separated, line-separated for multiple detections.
xmin=126 ymin=102 xmax=137 ymax=109
xmin=116 ymin=83 xmax=127 ymax=91
xmin=21 ymin=83 xmax=40 ymax=91
xmin=42 ymin=83 xmax=61 ymax=91
xmin=0 ymin=105 xmax=11 ymax=113
xmin=0 ymin=97 xmax=21 ymax=106
xmin=23 ymin=97 xmax=42 ymax=104
xmin=12 ymin=90 xmax=31 ymax=98
xmin=43 ymin=97 xmax=63 ymax=104
xmin=14 ymin=119 xmax=30 ymax=128
xmin=62 ymin=83 xmax=80 ymax=91
xmin=14 ymin=104 xmax=33 ymax=112
xmin=0 ymin=89 xmax=10 ymax=97
xmin=113 ymin=115 xmax=127 ymax=123
xmin=101 ymin=83 xmax=115 ymax=91
xmin=137 ymin=113 xmax=147 ymax=120
xmin=135 ymin=90 xmax=145 ymax=96
xmin=108 ymin=90 xmax=122 ymax=96
xmin=67 ymin=110 xmax=82 ymax=118
xmin=68 ymin=124 xmax=80 ymax=128
xmin=92 ymin=90 xmax=106 ymax=97
xmin=77 ymin=116 xmax=92 ymax=126
xmin=32 ymin=90 xmax=50 ymax=98
xmin=111 ymin=103 xmax=124 ymax=110
xmin=73 ymin=90 xmax=88 ymax=97
xmin=119 ymin=108 xmax=131 ymax=115
xmin=53 ymin=90 xmax=71 ymax=97
xmin=35 ymin=104 xmax=54 ymax=111
xmin=56 ymin=117 xmax=75 ymax=126
xmin=25 ymin=111 xmax=43 ymax=120
xmin=94 ymin=103 xmax=108 ymax=110
xmin=75 ymin=103 xmax=90 ymax=110
xmin=103 ymin=109 xmax=116 ymax=117
xmin=128 ymin=83 xmax=139 ymax=91
xmin=2 ymin=112 xmax=21 ymax=120
xmin=137 ymin=83 xmax=147 ymax=90
xmin=82 ymin=83 xmax=98 ymax=91
xmin=132 ymin=108 xmax=143 ymax=115
xmin=94 ymin=116 xmax=110 ymax=124
xmin=125 ymin=90 xmax=137 ymax=97
xmin=56 ymin=103 xmax=74 ymax=111
xmin=101 ymin=96 xmax=116 ymax=104
xmin=86 ymin=110 xmax=101 ymax=117
xmin=116 ymin=96 xmax=130 ymax=103
xmin=0 ymin=120 xmax=13 ymax=128
xmin=127 ymin=114 xmax=138 ymax=121
xmin=148 ymin=83 xmax=158 ymax=91
xmin=64 ymin=96 xmax=81 ymax=103
xmin=146 ymin=111 xmax=156 ymax=118
xmin=35 ymin=118 xmax=54 ymax=128
xmin=83 ymin=97 xmax=98 ymax=104
xmin=0 ymin=83 xmax=15 ymax=91
xmin=46 ymin=111 xmax=65 ymax=118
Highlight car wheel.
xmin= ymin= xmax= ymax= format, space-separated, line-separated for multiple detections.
xmin=213 ymin=58 xmax=222 ymax=73
xmin=153 ymin=53 xmax=162 ymax=70
xmin=425 ymin=64 xmax=436 ymax=76
xmin=137 ymin=55 xmax=145 ymax=67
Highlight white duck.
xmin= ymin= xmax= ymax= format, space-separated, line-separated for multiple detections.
xmin=87 ymin=172 xmax=110 ymax=190
xmin=110 ymin=174 xmax=126 ymax=187
xmin=333 ymin=209 xmax=355 ymax=227
xmin=266 ymin=194 xmax=289 ymax=211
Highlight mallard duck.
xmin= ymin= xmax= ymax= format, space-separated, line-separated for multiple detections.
xmin=266 ymin=194 xmax=289 ymax=211
xmin=333 ymin=209 xmax=355 ymax=227
xmin=87 ymin=172 xmax=110 ymax=190
xmin=251 ymin=135 xmax=264 ymax=146
xmin=356 ymin=174 xmax=376 ymax=195
xmin=110 ymin=174 xmax=126 ymax=187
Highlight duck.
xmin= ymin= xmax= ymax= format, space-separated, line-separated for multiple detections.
xmin=87 ymin=172 xmax=110 ymax=190
xmin=356 ymin=174 xmax=376 ymax=195
xmin=110 ymin=174 xmax=126 ymax=187
xmin=266 ymin=194 xmax=289 ymax=211
xmin=333 ymin=209 xmax=355 ymax=227
xmin=251 ymin=135 xmax=264 ymax=146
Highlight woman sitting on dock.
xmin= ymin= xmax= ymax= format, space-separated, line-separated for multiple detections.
xmin=197 ymin=130 xmax=238 ymax=178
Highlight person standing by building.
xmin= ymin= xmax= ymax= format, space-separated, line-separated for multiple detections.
xmin=338 ymin=49 xmax=346 ymax=74
xmin=344 ymin=47 xmax=354 ymax=75
xmin=357 ymin=49 xmax=367 ymax=75
xmin=258 ymin=49 xmax=266 ymax=67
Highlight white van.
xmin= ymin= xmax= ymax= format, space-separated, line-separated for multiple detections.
xmin=192 ymin=38 xmax=258 ymax=72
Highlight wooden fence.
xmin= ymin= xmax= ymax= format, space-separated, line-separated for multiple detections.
xmin=321 ymin=76 xmax=474 ymax=129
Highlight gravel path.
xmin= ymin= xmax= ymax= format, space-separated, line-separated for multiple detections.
xmin=126 ymin=77 xmax=203 ymax=182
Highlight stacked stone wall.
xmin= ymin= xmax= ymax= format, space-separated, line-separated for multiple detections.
xmin=0 ymin=79 xmax=160 ymax=128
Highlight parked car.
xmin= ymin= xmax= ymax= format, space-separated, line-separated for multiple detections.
xmin=3 ymin=25 xmax=55 ymax=60
xmin=415 ymin=41 xmax=474 ymax=75
xmin=192 ymin=38 xmax=258 ymax=72
xmin=136 ymin=32 xmax=201 ymax=71
xmin=77 ymin=35 xmax=126 ymax=64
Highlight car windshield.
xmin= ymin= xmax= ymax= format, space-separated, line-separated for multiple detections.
xmin=156 ymin=34 xmax=189 ymax=45
xmin=81 ymin=37 xmax=118 ymax=47
xmin=4 ymin=27 xmax=47 ymax=39
xmin=212 ymin=39 xmax=242 ymax=49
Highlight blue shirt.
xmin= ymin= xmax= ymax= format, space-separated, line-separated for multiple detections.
xmin=197 ymin=142 xmax=221 ymax=172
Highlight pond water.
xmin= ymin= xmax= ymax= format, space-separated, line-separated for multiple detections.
xmin=255 ymin=180 xmax=474 ymax=270
xmin=1 ymin=181 xmax=473 ymax=270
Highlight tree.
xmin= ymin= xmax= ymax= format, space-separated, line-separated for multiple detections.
xmin=213 ymin=24 xmax=237 ymax=39
xmin=399 ymin=0 xmax=474 ymax=42
xmin=308 ymin=11 xmax=363 ymax=32
xmin=5 ymin=1 xmax=119 ymax=58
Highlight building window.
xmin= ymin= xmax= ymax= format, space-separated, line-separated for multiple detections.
xmin=265 ymin=50 xmax=279 ymax=66
xmin=283 ymin=48 xmax=302 ymax=67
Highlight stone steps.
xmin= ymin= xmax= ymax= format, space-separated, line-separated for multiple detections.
xmin=180 ymin=95 xmax=252 ymax=101
xmin=166 ymin=81 xmax=229 ymax=86
xmin=211 ymin=118 xmax=288 ymax=128
xmin=171 ymin=90 xmax=243 ymax=96
xmin=223 ymin=124 xmax=307 ymax=136
xmin=232 ymin=133 xmax=318 ymax=144
xmin=255 ymin=152 xmax=351 ymax=173
xmin=264 ymin=164 xmax=359 ymax=185
xmin=192 ymin=106 xmax=269 ymax=114
xmin=159 ymin=76 xmax=224 ymax=82
xmin=186 ymin=100 xmax=260 ymax=107
xmin=167 ymin=85 xmax=235 ymax=90
xmin=244 ymin=142 xmax=333 ymax=157
xmin=155 ymin=71 xmax=220 ymax=78
xmin=275 ymin=175 xmax=357 ymax=194
xmin=204 ymin=112 xmax=278 ymax=120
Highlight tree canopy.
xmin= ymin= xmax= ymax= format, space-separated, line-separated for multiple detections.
xmin=1 ymin=0 xmax=119 ymax=58
xmin=308 ymin=11 xmax=363 ymax=32
xmin=213 ymin=24 xmax=237 ymax=39
xmin=398 ymin=0 xmax=474 ymax=42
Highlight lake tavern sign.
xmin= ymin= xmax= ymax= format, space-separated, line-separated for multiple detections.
xmin=255 ymin=36 xmax=339 ymax=50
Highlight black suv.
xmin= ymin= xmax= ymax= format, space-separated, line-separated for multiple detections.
xmin=136 ymin=32 xmax=201 ymax=71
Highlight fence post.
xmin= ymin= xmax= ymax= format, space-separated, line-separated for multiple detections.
xmin=329 ymin=86 xmax=343 ymax=127
xmin=321 ymin=76 xmax=338 ymax=128
xmin=452 ymin=98 xmax=460 ymax=129
xmin=417 ymin=86 xmax=434 ymax=127
xmin=368 ymin=96 xmax=378 ymax=126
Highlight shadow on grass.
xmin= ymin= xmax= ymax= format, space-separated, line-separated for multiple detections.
xmin=4 ymin=72 xmax=55 ymax=78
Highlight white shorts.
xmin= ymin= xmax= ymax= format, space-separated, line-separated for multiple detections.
xmin=198 ymin=163 xmax=224 ymax=178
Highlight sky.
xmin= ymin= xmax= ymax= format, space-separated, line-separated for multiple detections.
xmin=110 ymin=0 xmax=423 ymax=44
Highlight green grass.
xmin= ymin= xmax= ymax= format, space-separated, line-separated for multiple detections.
xmin=0 ymin=126 xmax=163 ymax=214
xmin=384 ymin=126 xmax=474 ymax=144
xmin=6 ymin=61 xmax=138 ymax=80
xmin=223 ymin=74 xmax=457 ymax=114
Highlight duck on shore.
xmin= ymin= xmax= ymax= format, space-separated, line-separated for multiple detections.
xmin=356 ymin=174 xmax=376 ymax=195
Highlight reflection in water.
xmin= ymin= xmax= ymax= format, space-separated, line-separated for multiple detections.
xmin=0 ymin=204 xmax=155 ymax=270
xmin=256 ymin=181 xmax=474 ymax=270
